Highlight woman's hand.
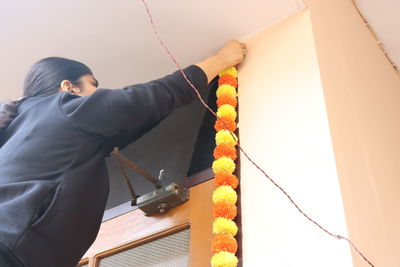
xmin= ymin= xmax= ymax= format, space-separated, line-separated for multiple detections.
xmin=195 ymin=40 xmax=247 ymax=84
xmin=216 ymin=40 xmax=247 ymax=67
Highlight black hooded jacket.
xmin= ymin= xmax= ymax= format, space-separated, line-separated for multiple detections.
xmin=0 ymin=65 xmax=207 ymax=267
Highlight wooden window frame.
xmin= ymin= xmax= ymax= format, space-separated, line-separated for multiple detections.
xmin=79 ymin=169 xmax=217 ymax=267
xmin=93 ymin=222 xmax=190 ymax=266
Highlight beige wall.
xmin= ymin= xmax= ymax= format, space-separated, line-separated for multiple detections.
xmin=239 ymin=10 xmax=352 ymax=266
xmin=305 ymin=0 xmax=400 ymax=266
xmin=240 ymin=1 xmax=400 ymax=266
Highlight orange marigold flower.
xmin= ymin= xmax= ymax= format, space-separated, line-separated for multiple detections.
xmin=217 ymin=94 xmax=237 ymax=108
xmin=218 ymin=74 xmax=238 ymax=88
xmin=211 ymin=233 xmax=238 ymax=254
xmin=213 ymin=202 xmax=237 ymax=220
xmin=215 ymin=173 xmax=239 ymax=189
xmin=214 ymin=144 xmax=237 ymax=160
xmin=214 ymin=116 xmax=236 ymax=132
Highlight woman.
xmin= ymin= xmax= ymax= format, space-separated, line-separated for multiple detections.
xmin=0 ymin=40 xmax=246 ymax=267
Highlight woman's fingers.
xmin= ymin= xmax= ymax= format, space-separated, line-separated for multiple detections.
xmin=216 ymin=40 xmax=248 ymax=67
xmin=240 ymin=42 xmax=247 ymax=56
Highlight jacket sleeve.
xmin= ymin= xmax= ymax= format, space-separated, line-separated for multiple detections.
xmin=101 ymin=120 xmax=157 ymax=157
xmin=59 ymin=65 xmax=208 ymax=139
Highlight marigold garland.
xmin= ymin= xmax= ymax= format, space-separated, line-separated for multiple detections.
xmin=213 ymin=202 xmax=237 ymax=220
xmin=214 ymin=173 xmax=239 ymax=189
xmin=211 ymin=251 xmax=239 ymax=267
xmin=217 ymin=93 xmax=237 ymax=108
xmin=213 ymin=217 xmax=238 ymax=236
xmin=212 ymin=185 xmax=237 ymax=204
xmin=212 ymin=157 xmax=236 ymax=174
xmin=214 ymin=116 xmax=236 ymax=132
xmin=218 ymin=66 xmax=238 ymax=78
xmin=215 ymin=130 xmax=237 ymax=147
xmin=212 ymin=67 xmax=239 ymax=267
xmin=216 ymin=84 xmax=237 ymax=99
xmin=218 ymin=74 xmax=238 ymax=88
xmin=211 ymin=233 xmax=238 ymax=254
xmin=217 ymin=104 xmax=237 ymax=121
xmin=213 ymin=143 xmax=237 ymax=160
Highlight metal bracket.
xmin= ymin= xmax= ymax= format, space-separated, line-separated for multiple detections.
xmin=111 ymin=147 xmax=189 ymax=215
xmin=136 ymin=183 xmax=189 ymax=216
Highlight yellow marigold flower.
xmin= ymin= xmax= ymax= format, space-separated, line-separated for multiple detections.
xmin=217 ymin=104 xmax=237 ymax=121
xmin=213 ymin=217 xmax=238 ymax=236
xmin=216 ymin=84 xmax=237 ymax=99
xmin=218 ymin=67 xmax=238 ymax=78
xmin=216 ymin=130 xmax=237 ymax=147
xmin=212 ymin=185 xmax=237 ymax=204
xmin=211 ymin=251 xmax=238 ymax=267
xmin=212 ymin=157 xmax=235 ymax=174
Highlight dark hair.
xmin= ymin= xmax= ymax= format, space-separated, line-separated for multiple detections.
xmin=0 ymin=57 xmax=93 ymax=136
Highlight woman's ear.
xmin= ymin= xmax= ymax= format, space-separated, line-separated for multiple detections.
xmin=60 ymin=80 xmax=80 ymax=95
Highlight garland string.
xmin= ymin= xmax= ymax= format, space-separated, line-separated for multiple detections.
xmin=139 ymin=0 xmax=375 ymax=266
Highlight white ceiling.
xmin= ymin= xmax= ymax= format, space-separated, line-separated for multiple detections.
xmin=355 ymin=0 xmax=400 ymax=72
xmin=1 ymin=1 xmax=397 ymax=102
xmin=0 ymin=0 xmax=305 ymax=101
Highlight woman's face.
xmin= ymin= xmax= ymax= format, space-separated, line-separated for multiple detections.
xmin=76 ymin=74 xmax=99 ymax=96
xmin=59 ymin=74 xmax=99 ymax=96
